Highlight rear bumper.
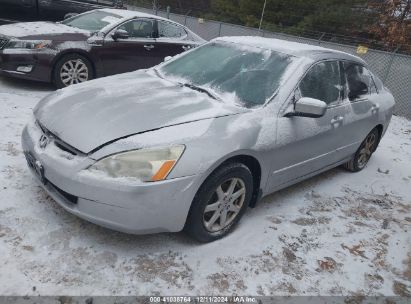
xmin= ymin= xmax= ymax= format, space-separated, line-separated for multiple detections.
xmin=0 ymin=49 xmax=55 ymax=82
xmin=21 ymin=120 xmax=201 ymax=234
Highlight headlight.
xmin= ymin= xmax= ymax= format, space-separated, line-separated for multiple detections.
xmin=6 ymin=40 xmax=51 ymax=50
xmin=88 ymin=145 xmax=185 ymax=182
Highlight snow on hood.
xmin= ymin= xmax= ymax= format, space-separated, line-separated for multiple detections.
xmin=34 ymin=71 xmax=247 ymax=154
xmin=0 ymin=22 xmax=90 ymax=39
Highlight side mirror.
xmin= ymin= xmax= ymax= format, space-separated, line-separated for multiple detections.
xmin=164 ymin=56 xmax=173 ymax=62
xmin=286 ymin=97 xmax=327 ymax=118
xmin=112 ymin=29 xmax=129 ymax=40
xmin=348 ymin=81 xmax=368 ymax=100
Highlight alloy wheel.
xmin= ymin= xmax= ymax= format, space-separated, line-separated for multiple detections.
xmin=357 ymin=132 xmax=377 ymax=169
xmin=60 ymin=59 xmax=89 ymax=86
xmin=203 ymin=178 xmax=246 ymax=232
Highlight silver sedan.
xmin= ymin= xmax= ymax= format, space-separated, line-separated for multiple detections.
xmin=22 ymin=36 xmax=395 ymax=242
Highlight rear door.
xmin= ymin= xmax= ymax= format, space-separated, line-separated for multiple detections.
xmin=154 ymin=20 xmax=198 ymax=63
xmin=96 ymin=18 xmax=159 ymax=76
xmin=0 ymin=0 xmax=37 ymax=22
xmin=340 ymin=62 xmax=381 ymax=151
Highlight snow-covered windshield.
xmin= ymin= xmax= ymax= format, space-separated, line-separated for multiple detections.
xmin=62 ymin=11 xmax=122 ymax=32
xmin=160 ymin=42 xmax=295 ymax=107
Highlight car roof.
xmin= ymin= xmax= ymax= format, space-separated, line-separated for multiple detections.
xmin=97 ymin=8 xmax=205 ymax=41
xmin=99 ymin=8 xmax=170 ymax=22
xmin=215 ymin=36 xmax=366 ymax=65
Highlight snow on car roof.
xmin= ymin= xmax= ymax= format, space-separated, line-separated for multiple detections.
xmin=99 ymin=8 xmax=170 ymax=22
xmin=215 ymin=36 xmax=365 ymax=63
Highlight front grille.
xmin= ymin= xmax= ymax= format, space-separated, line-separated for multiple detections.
xmin=0 ymin=38 xmax=9 ymax=50
xmin=49 ymin=182 xmax=78 ymax=205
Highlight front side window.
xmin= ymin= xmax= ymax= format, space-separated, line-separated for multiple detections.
xmin=160 ymin=42 xmax=295 ymax=107
xmin=299 ymin=61 xmax=342 ymax=105
xmin=158 ymin=21 xmax=187 ymax=39
xmin=343 ymin=62 xmax=377 ymax=100
xmin=62 ymin=11 xmax=122 ymax=32
xmin=118 ymin=19 xmax=154 ymax=38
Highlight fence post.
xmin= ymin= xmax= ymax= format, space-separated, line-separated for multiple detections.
xmin=218 ymin=22 xmax=222 ymax=37
xmin=383 ymin=46 xmax=400 ymax=82
xmin=183 ymin=10 xmax=191 ymax=26
xmin=166 ymin=6 xmax=170 ymax=19
xmin=318 ymin=32 xmax=325 ymax=45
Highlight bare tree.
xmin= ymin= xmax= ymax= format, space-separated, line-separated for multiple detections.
xmin=368 ymin=0 xmax=411 ymax=49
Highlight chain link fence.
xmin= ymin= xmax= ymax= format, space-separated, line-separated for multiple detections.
xmin=128 ymin=4 xmax=411 ymax=119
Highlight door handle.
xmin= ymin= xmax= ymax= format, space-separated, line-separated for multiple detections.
xmin=144 ymin=45 xmax=155 ymax=51
xmin=331 ymin=116 xmax=344 ymax=126
xmin=371 ymin=104 xmax=380 ymax=114
xmin=182 ymin=45 xmax=192 ymax=51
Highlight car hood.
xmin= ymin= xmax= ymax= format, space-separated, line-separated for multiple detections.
xmin=34 ymin=71 xmax=247 ymax=154
xmin=0 ymin=22 xmax=90 ymax=40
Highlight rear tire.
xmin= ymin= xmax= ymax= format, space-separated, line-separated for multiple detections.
xmin=53 ymin=54 xmax=93 ymax=89
xmin=343 ymin=128 xmax=380 ymax=172
xmin=185 ymin=162 xmax=253 ymax=243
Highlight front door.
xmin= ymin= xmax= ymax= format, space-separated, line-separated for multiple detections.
xmin=96 ymin=18 xmax=159 ymax=76
xmin=268 ymin=60 xmax=348 ymax=190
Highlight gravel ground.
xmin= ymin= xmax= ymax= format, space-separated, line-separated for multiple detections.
xmin=0 ymin=76 xmax=410 ymax=296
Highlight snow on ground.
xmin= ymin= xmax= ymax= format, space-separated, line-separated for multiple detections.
xmin=0 ymin=76 xmax=410 ymax=296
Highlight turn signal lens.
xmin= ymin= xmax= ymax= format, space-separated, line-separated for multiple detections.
xmin=152 ymin=160 xmax=177 ymax=182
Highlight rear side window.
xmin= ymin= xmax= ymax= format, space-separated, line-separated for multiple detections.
xmin=343 ymin=62 xmax=378 ymax=99
xmin=118 ymin=19 xmax=154 ymax=38
xmin=158 ymin=21 xmax=187 ymax=39
xmin=299 ymin=61 xmax=342 ymax=105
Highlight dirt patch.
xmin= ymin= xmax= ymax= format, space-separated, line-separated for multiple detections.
xmin=267 ymin=216 xmax=282 ymax=224
xmin=365 ymin=273 xmax=384 ymax=290
xmin=317 ymin=257 xmax=339 ymax=273
xmin=270 ymin=282 xmax=297 ymax=294
xmin=207 ymin=272 xmax=246 ymax=293
xmin=292 ymin=216 xmax=331 ymax=226
xmin=341 ymin=243 xmax=368 ymax=259
xmin=0 ymin=142 xmax=21 ymax=156
xmin=403 ymin=252 xmax=411 ymax=281
xmin=125 ymin=252 xmax=193 ymax=289
xmin=0 ymin=224 xmax=12 ymax=238
xmin=283 ymin=247 xmax=296 ymax=263
xmin=393 ymin=281 xmax=411 ymax=296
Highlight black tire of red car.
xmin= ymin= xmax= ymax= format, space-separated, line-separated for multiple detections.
xmin=343 ymin=127 xmax=380 ymax=172
xmin=185 ymin=162 xmax=253 ymax=243
xmin=53 ymin=54 xmax=93 ymax=89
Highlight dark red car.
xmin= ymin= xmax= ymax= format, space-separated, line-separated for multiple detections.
xmin=0 ymin=9 xmax=205 ymax=88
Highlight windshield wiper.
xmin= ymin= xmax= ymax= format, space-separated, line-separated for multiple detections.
xmin=182 ymin=83 xmax=221 ymax=101
xmin=153 ymin=68 xmax=164 ymax=79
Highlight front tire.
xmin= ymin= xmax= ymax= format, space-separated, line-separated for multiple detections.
xmin=344 ymin=128 xmax=380 ymax=172
xmin=53 ymin=54 xmax=93 ymax=89
xmin=185 ymin=162 xmax=253 ymax=243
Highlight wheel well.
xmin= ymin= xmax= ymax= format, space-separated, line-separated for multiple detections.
xmin=51 ymin=52 xmax=96 ymax=82
xmin=218 ymin=155 xmax=262 ymax=208
xmin=375 ymin=124 xmax=383 ymax=138
xmin=374 ymin=124 xmax=384 ymax=150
